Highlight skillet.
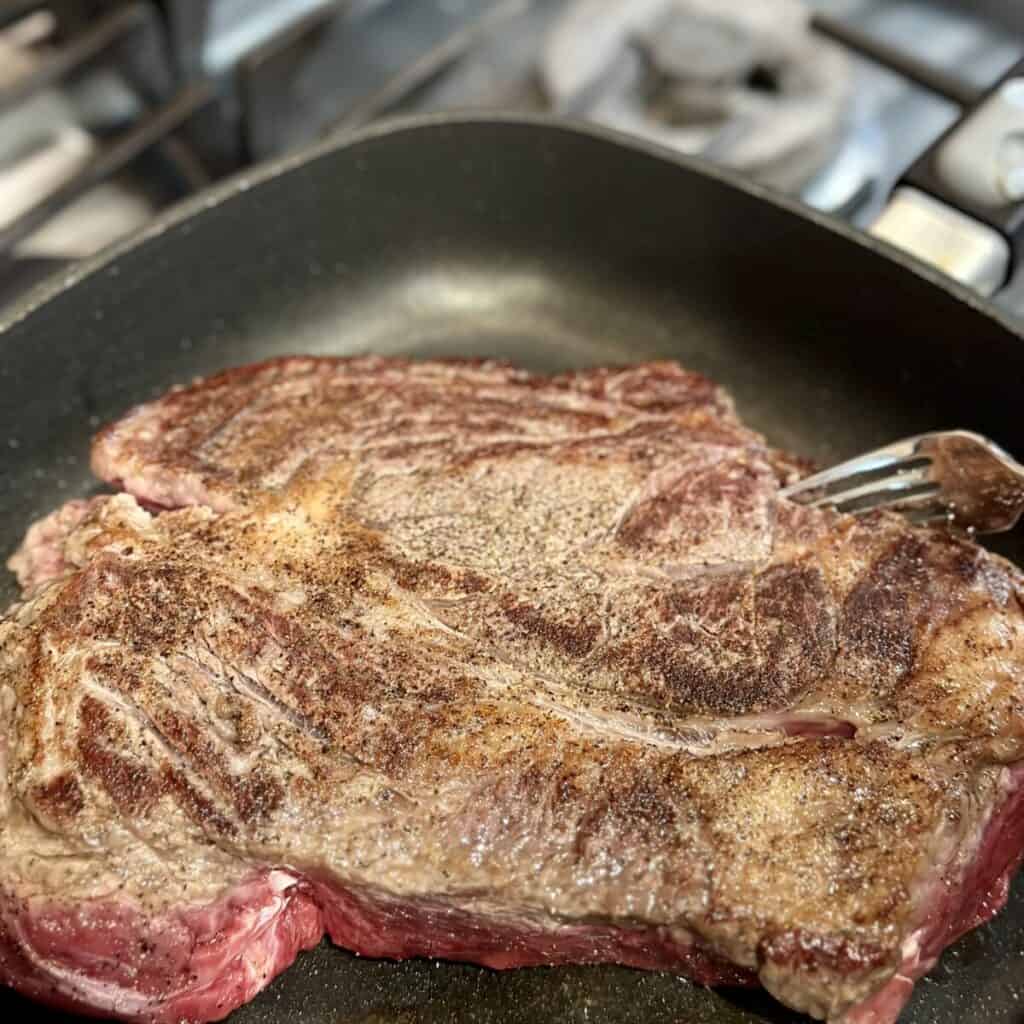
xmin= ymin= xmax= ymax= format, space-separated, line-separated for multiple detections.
xmin=2 ymin=113 xmax=1024 ymax=1024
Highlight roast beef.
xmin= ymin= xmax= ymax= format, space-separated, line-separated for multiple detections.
xmin=3 ymin=357 xmax=1024 ymax=1024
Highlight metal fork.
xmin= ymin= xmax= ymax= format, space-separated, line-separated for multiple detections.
xmin=780 ymin=430 xmax=1024 ymax=534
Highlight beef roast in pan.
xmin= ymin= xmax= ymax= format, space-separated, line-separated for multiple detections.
xmin=3 ymin=358 xmax=1024 ymax=1024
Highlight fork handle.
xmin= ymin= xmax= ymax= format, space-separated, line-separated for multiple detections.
xmin=870 ymin=57 xmax=1024 ymax=297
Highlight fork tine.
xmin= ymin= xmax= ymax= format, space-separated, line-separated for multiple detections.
xmin=782 ymin=452 xmax=929 ymax=500
xmin=826 ymin=484 xmax=947 ymax=519
xmin=831 ymin=482 xmax=939 ymax=514
xmin=801 ymin=470 xmax=936 ymax=510
xmin=905 ymin=504 xmax=956 ymax=527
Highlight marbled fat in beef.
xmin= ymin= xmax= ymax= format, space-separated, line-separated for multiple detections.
xmin=3 ymin=358 xmax=1024 ymax=1024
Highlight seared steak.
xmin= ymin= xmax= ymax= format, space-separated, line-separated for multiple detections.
xmin=3 ymin=357 xmax=1024 ymax=1024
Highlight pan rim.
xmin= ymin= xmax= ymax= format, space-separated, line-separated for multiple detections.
xmin=0 ymin=110 xmax=1019 ymax=344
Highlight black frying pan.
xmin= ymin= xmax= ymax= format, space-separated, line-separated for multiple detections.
xmin=2 ymin=113 xmax=1024 ymax=1024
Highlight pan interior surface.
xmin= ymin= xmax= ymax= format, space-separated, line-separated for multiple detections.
xmin=1 ymin=117 xmax=1024 ymax=1024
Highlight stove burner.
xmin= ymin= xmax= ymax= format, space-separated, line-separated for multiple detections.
xmin=0 ymin=0 xmax=1017 ymax=319
xmin=540 ymin=0 xmax=851 ymax=192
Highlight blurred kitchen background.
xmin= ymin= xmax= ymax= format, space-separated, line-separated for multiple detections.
xmin=0 ymin=0 xmax=1020 ymax=314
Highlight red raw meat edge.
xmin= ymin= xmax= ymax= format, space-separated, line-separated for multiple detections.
xmin=2 ymin=764 xmax=1023 ymax=1024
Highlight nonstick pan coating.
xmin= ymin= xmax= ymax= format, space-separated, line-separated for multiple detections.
xmin=2 ymin=116 xmax=1024 ymax=1024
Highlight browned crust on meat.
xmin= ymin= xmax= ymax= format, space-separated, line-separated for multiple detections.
xmin=4 ymin=357 xmax=1024 ymax=1022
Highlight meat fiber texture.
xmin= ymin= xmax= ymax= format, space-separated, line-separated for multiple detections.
xmin=3 ymin=357 xmax=1024 ymax=1024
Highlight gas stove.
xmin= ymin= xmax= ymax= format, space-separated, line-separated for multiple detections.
xmin=0 ymin=0 xmax=1019 ymax=314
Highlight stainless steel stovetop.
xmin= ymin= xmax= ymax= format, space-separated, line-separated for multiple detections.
xmin=0 ymin=0 xmax=1019 ymax=313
